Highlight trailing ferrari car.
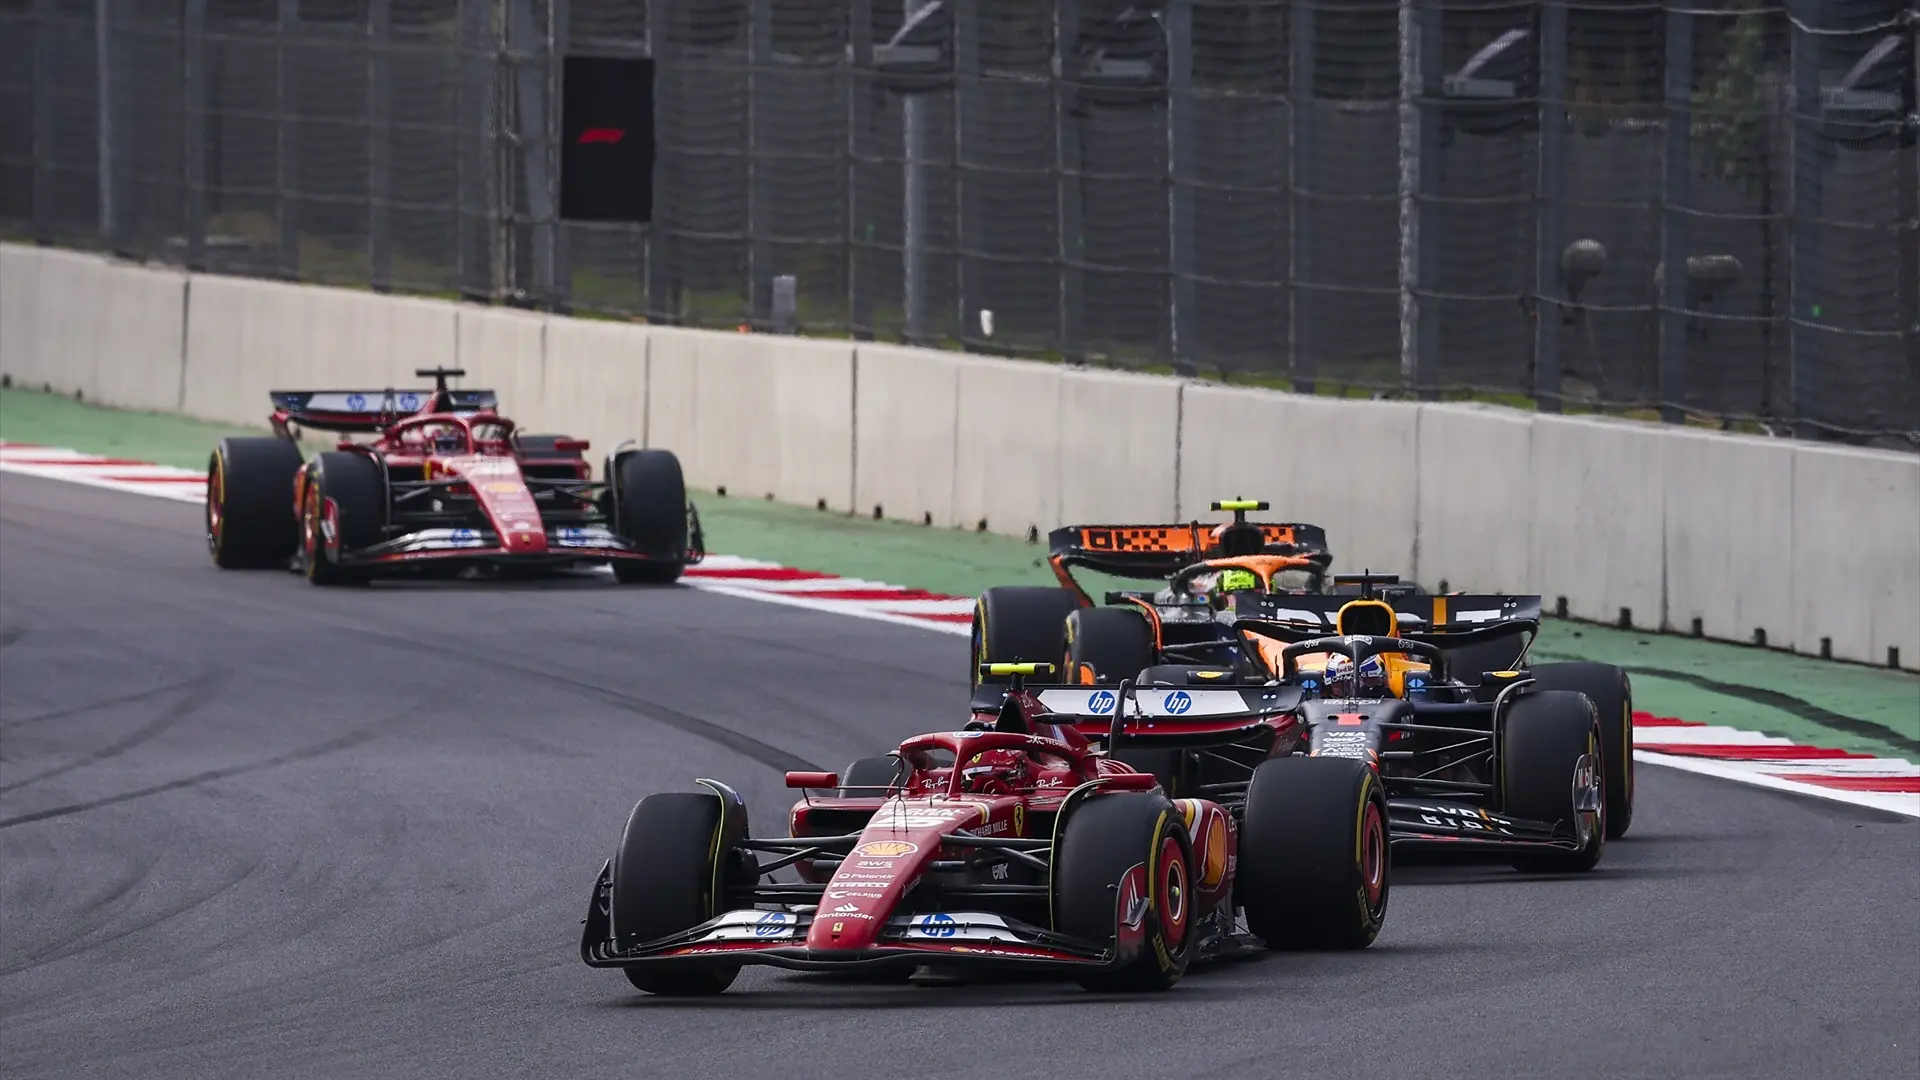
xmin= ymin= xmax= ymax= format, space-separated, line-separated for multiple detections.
xmin=580 ymin=664 xmax=1390 ymax=997
xmin=204 ymin=368 xmax=701 ymax=585
xmin=971 ymin=500 xmax=1334 ymax=689
xmin=977 ymin=579 xmax=1628 ymax=869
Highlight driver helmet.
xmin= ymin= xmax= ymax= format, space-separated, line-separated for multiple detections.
xmin=1209 ymin=567 xmax=1260 ymax=610
xmin=958 ymin=748 xmax=1028 ymax=795
xmin=430 ymin=426 xmax=464 ymax=454
xmin=1322 ymin=655 xmax=1355 ymax=698
xmin=1354 ymin=655 xmax=1389 ymax=698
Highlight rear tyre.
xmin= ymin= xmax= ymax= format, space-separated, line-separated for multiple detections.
xmin=1526 ymin=662 xmax=1634 ymax=839
xmin=207 ymin=437 xmax=305 ymax=569
xmin=301 ymin=452 xmax=384 ymax=586
xmin=1237 ymin=756 xmax=1389 ymax=950
xmin=611 ymin=792 xmax=742 ymax=996
xmin=1063 ymin=606 xmax=1156 ymax=685
xmin=1053 ymin=794 xmax=1194 ymax=992
xmin=610 ymin=449 xmax=690 ymax=584
xmin=971 ymin=586 xmax=1080 ymax=688
xmin=1500 ymin=689 xmax=1606 ymax=873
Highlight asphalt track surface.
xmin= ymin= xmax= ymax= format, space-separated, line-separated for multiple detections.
xmin=2 ymin=474 xmax=1916 ymax=1080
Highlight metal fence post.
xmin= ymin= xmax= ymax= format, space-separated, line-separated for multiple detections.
xmin=1056 ymin=0 xmax=1085 ymax=360
xmin=1167 ymin=0 xmax=1194 ymax=374
xmin=953 ymin=0 xmax=977 ymax=344
xmin=368 ymin=0 xmax=391 ymax=290
xmin=95 ymin=0 xmax=115 ymax=251
xmin=1657 ymin=2 xmax=1693 ymax=423
xmin=644 ymin=0 xmax=670 ymax=319
xmin=1787 ymin=0 xmax=1823 ymax=435
xmin=900 ymin=2 xmax=932 ymax=344
xmin=183 ymin=0 xmax=206 ymax=269
xmin=1288 ymin=0 xmax=1313 ymax=390
xmin=1397 ymin=0 xmax=1440 ymax=394
xmin=31 ymin=0 xmax=53 ymax=242
xmin=508 ymin=0 xmax=555 ymax=306
xmin=277 ymin=0 xmax=298 ymax=278
xmin=749 ymin=0 xmax=771 ymax=325
xmin=1533 ymin=0 xmax=1567 ymax=411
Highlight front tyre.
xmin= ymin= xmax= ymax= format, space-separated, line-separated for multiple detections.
xmin=1526 ymin=662 xmax=1634 ymax=839
xmin=610 ymin=449 xmax=690 ymax=585
xmin=1052 ymin=793 xmax=1194 ymax=992
xmin=610 ymin=792 xmax=742 ymax=996
xmin=301 ymin=451 xmax=384 ymax=586
xmin=207 ymin=437 xmax=305 ymax=568
xmin=1500 ymin=688 xmax=1607 ymax=873
xmin=971 ymin=585 xmax=1081 ymax=689
xmin=1237 ymin=756 xmax=1389 ymax=950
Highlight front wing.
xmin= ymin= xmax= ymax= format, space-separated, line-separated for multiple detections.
xmin=1385 ymin=798 xmax=1592 ymax=853
xmin=578 ymin=862 xmax=1119 ymax=975
xmin=337 ymin=525 xmax=695 ymax=568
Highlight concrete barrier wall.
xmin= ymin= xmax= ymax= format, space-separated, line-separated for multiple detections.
xmin=648 ymin=327 xmax=854 ymax=510
xmin=4 ymin=243 xmax=1915 ymax=669
xmin=1179 ymin=386 xmax=1422 ymax=580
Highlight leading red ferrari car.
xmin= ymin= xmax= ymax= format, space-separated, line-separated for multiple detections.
xmin=205 ymin=367 xmax=701 ymax=584
xmin=580 ymin=663 xmax=1390 ymax=996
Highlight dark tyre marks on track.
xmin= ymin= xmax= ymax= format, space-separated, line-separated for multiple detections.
xmin=1 ymin=473 xmax=1915 ymax=1080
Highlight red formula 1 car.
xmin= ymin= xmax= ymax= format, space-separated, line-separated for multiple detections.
xmin=205 ymin=368 xmax=702 ymax=585
xmin=580 ymin=665 xmax=1389 ymax=996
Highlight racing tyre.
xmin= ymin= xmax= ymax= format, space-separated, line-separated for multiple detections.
xmin=1053 ymin=793 xmax=1194 ymax=992
xmin=1526 ymin=662 xmax=1634 ymax=839
xmin=971 ymin=586 xmax=1080 ymax=688
xmin=301 ymin=451 xmax=384 ymax=586
xmin=611 ymin=792 xmax=742 ymax=996
xmin=837 ymin=755 xmax=902 ymax=799
xmin=1063 ymin=606 xmax=1156 ymax=685
xmin=207 ymin=437 xmax=305 ymax=569
xmin=1499 ymin=688 xmax=1606 ymax=873
xmin=1237 ymin=756 xmax=1389 ymax=950
xmin=610 ymin=449 xmax=690 ymax=585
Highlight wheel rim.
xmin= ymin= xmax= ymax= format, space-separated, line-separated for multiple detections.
xmin=1361 ymin=801 xmax=1386 ymax=912
xmin=302 ymin=486 xmax=322 ymax=577
xmin=205 ymin=460 xmax=224 ymax=553
xmin=1157 ymin=834 xmax=1188 ymax=950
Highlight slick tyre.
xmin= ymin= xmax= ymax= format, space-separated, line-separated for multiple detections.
xmin=1053 ymin=793 xmax=1194 ymax=993
xmin=1500 ymin=688 xmax=1607 ymax=873
xmin=1237 ymin=756 xmax=1389 ymax=950
xmin=1526 ymin=662 xmax=1634 ymax=839
xmin=610 ymin=449 xmax=690 ymax=584
xmin=837 ymin=755 xmax=903 ymax=799
xmin=301 ymin=452 xmax=383 ymax=586
xmin=610 ymin=792 xmax=741 ymax=996
xmin=971 ymin=586 xmax=1080 ymax=688
xmin=1063 ymin=606 xmax=1156 ymax=685
xmin=207 ymin=437 xmax=305 ymax=569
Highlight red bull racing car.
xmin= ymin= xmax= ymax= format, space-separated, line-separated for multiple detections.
xmin=204 ymin=368 xmax=701 ymax=585
xmin=580 ymin=664 xmax=1390 ymax=996
xmin=972 ymin=578 xmax=1627 ymax=871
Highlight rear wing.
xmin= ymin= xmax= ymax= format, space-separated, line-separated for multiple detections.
xmin=269 ymin=387 xmax=500 ymax=433
xmin=1047 ymin=520 xmax=1330 ymax=580
xmin=1233 ymin=591 xmax=1543 ymax=633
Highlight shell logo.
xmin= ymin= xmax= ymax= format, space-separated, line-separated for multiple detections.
xmin=853 ymin=840 xmax=918 ymax=858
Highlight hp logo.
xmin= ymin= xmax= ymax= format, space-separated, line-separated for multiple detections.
xmin=921 ymin=913 xmax=957 ymax=938
xmin=1088 ymin=690 xmax=1117 ymax=713
xmin=1165 ymin=691 xmax=1193 ymax=715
